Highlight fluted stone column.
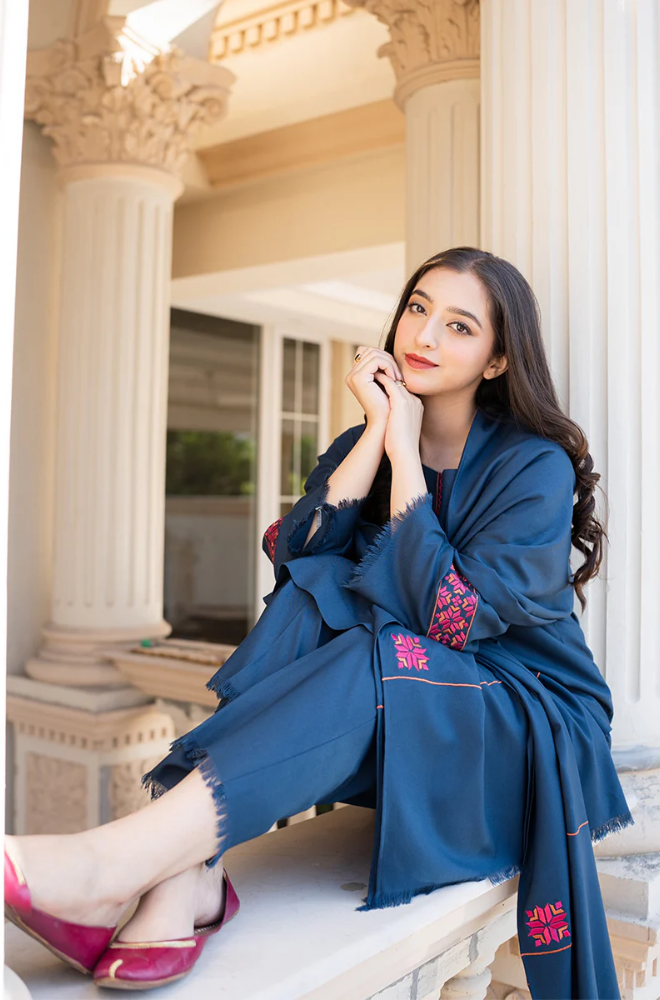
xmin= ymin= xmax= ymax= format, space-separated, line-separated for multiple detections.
xmin=482 ymin=2 xmax=660 ymax=991
xmin=5 ymin=22 xmax=234 ymax=837
xmin=345 ymin=0 xmax=480 ymax=271
xmin=22 ymin=28 xmax=234 ymax=685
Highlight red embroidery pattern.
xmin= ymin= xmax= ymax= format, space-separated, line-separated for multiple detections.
xmin=427 ymin=564 xmax=478 ymax=650
xmin=525 ymin=901 xmax=571 ymax=947
xmin=263 ymin=517 xmax=284 ymax=562
xmin=391 ymin=633 xmax=429 ymax=671
xmin=434 ymin=471 xmax=443 ymax=518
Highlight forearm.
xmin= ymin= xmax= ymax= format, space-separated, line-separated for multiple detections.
xmin=390 ymin=451 xmax=428 ymax=523
xmin=303 ymin=422 xmax=386 ymax=548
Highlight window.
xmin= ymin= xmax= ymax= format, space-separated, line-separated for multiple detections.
xmin=164 ymin=309 xmax=260 ymax=645
xmin=279 ymin=338 xmax=321 ymax=514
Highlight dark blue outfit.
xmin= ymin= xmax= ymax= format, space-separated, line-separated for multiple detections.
xmin=144 ymin=407 xmax=632 ymax=1000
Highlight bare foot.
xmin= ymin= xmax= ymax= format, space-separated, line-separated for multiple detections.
xmin=117 ymin=862 xmax=226 ymax=943
xmin=5 ymin=833 xmax=130 ymax=928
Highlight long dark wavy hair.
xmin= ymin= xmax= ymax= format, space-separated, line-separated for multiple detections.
xmin=361 ymin=246 xmax=607 ymax=613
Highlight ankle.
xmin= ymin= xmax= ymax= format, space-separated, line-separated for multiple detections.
xmin=194 ymin=862 xmax=226 ymax=928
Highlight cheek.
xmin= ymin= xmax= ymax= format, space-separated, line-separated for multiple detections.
xmin=393 ymin=314 xmax=414 ymax=353
xmin=444 ymin=337 xmax=489 ymax=376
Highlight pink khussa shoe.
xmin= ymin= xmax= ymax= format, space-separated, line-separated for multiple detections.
xmin=4 ymin=846 xmax=118 ymax=975
xmin=93 ymin=869 xmax=240 ymax=990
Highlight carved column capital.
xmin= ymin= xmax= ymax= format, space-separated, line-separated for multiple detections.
xmin=24 ymin=18 xmax=234 ymax=179
xmin=344 ymin=0 xmax=480 ymax=106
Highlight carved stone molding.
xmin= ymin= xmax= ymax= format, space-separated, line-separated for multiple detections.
xmin=25 ymin=755 xmax=88 ymax=835
xmin=24 ymin=18 xmax=234 ymax=176
xmin=7 ymin=684 xmax=176 ymax=834
xmin=209 ymin=0 xmax=356 ymax=61
xmin=110 ymin=757 xmax=163 ymax=819
xmin=344 ymin=0 xmax=480 ymax=106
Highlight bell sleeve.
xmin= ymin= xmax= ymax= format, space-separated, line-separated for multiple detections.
xmin=262 ymin=424 xmax=369 ymax=580
xmin=342 ymin=444 xmax=577 ymax=653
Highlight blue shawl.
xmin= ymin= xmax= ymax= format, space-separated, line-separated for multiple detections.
xmin=261 ymin=407 xmax=632 ymax=1000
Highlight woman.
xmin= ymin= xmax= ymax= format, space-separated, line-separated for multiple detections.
xmin=5 ymin=247 xmax=632 ymax=999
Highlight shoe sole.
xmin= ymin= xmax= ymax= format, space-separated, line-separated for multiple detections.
xmin=4 ymin=902 xmax=93 ymax=975
xmin=94 ymin=972 xmax=189 ymax=989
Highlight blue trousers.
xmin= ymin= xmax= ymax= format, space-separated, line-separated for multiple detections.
xmin=144 ymin=577 xmax=378 ymax=852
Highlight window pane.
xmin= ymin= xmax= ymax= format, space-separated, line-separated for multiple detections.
xmin=301 ymin=341 xmax=320 ymax=414
xmin=300 ymin=420 xmax=319 ymax=484
xmin=282 ymin=338 xmax=296 ymax=412
xmin=280 ymin=418 xmax=295 ymax=496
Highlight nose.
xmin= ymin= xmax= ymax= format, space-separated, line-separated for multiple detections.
xmin=414 ymin=315 xmax=440 ymax=349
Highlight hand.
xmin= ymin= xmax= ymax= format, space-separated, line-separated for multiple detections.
xmin=373 ymin=371 xmax=424 ymax=464
xmin=345 ymin=347 xmax=404 ymax=429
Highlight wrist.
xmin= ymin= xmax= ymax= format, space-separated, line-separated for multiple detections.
xmin=389 ymin=447 xmax=422 ymax=470
xmin=362 ymin=421 xmax=387 ymax=444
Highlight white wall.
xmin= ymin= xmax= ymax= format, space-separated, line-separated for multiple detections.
xmin=7 ymin=121 xmax=60 ymax=674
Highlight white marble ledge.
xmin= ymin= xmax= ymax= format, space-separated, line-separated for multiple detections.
xmin=5 ymin=806 xmax=518 ymax=1000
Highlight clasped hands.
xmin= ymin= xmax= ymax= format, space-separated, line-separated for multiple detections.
xmin=345 ymin=346 xmax=424 ymax=465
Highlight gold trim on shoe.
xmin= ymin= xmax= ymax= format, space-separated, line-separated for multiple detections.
xmin=108 ymin=959 xmax=123 ymax=979
xmin=108 ymin=939 xmax=196 ymax=950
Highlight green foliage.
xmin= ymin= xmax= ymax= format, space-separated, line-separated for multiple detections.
xmin=166 ymin=431 xmax=256 ymax=496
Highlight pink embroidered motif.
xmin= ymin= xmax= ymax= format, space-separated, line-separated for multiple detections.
xmin=525 ymin=901 xmax=571 ymax=947
xmin=391 ymin=633 xmax=429 ymax=671
xmin=263 ymin=517 xmax=285 ymax=562
xmin=427 ymin=564 xmax=478 ymax=651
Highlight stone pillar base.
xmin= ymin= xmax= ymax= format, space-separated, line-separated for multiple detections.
xmin=593 ymin=749 xmax=660 ymax=858
xmin=6 ymin=675 xmax=175 ymax=833
xmin=597 ymin=852 xmax=660 ymax=1000
xmin=25 ymin=620 xmax=172 ymax=687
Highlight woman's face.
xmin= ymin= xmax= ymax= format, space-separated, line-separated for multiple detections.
xmin=392 ymin=267 xmax=507 ymax=397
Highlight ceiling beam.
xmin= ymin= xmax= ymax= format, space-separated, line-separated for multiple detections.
xmin=197 ymin=99 xmax=403 ymax=191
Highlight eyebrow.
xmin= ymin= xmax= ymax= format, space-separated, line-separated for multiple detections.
xmin=409 ymin=288 xmax=483 ymax=330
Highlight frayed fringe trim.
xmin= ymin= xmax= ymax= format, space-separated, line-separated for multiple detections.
xmin=206 ymin=674 xmax=240 ymax=703
xmin=487 ymin=862 xmax=521 ymax=887
xmin=141 ymin=735 xmax=230 ymax=869
xmin=357 ymin=863 xmax=523 ymax=912
xmin=342 ymin=492 xmax=434 ymax=591
xmin=356 ymin=881 xmax=448 ymax=912
xmin=196 ymin=754 xmax=230 ymax=869
xmin=141 ymin=771 xmax=168 ymax=801
xmin=590 ymin=809 xmax=635 ymax=844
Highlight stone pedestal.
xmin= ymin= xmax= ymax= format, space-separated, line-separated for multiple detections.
xmin=596 ymin=852 xmax=660 ymax=1000
xmin=6 ymin=675 xmax=175 ymax=833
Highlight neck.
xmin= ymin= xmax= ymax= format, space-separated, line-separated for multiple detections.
xmin=420 ymin=397 xmax=478 ymax=467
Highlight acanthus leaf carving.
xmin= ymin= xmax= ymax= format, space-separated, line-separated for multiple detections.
xmin=345 ymin=0 xmax=480 ymax=96
xmin=24 ymin=30 xmax=234 ymax=175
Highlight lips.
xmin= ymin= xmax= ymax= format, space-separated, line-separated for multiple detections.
xmin=405 ymin=354 xmax=438 ymax=370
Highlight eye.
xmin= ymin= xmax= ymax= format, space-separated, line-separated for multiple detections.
xmin=449 ymin=321 xmax=472 ymax=336
xmin=407 ymin=300 xmax=426 ymax=315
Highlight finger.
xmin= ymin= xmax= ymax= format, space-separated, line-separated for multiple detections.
xmin=374 ymin=371 xmax=397 ymax=396
xmin=370 ymin=353 xmax=399 ymax=381
xmin=382 ymin=351 xmax=404 ymax=381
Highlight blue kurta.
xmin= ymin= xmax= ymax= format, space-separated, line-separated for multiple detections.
xmin=145 ymin=407 xmax=632 ymax=1000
